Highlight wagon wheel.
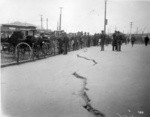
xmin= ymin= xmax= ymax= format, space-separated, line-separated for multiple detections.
xmin=15 ymin=42 xmax=33 ymax=62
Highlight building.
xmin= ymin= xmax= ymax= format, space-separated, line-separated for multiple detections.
xmin=0 ymin=21 xmax=36 ymax=38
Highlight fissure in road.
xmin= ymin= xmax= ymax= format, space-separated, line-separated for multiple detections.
xmin=77 ymin=54 xmax=98 ymax=65
xmin=72 ymin=72 xmax=105 ymax=117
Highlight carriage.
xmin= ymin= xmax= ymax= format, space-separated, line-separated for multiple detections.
xmin=1 ymin=22 xmax=54 ymax=62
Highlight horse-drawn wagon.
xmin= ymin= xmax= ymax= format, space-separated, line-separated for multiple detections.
xmin=1 ymin=22 xmax=54 ymax=63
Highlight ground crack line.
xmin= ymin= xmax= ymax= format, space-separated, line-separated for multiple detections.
xmin=72 ymin=72 xmax=105 ymax=117
xmin=77 ymin=54 xmax=98 ymax=65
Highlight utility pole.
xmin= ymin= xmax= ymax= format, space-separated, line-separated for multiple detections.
xmin=46 ymin=18 xmax=48 ymax=31
xmin=101 ymin=0 xmax=108 ymax=51
xmin=104 ymin=0 xmax=108 ymax=34
xmin=130 ymin=22 xmax=133 ymax=40
xmin=0 ymin=24 xmax=1 ymax=40
xmin=59 ymin=7 xmax=63 ymax=31
xmin=57 ymin=21 xmax=59 ymax=30
xmin=136 ymin=27 xmax=138 ymax=34
xmin=40 ymin=15 xmax=43 ymax=30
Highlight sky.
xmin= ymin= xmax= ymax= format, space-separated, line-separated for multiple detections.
xmin=0 ymin=0 xmax=150 ymax=34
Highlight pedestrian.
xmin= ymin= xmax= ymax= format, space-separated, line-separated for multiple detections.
xmin=58 ymin=36 xmax=63 ymax=54
xmin=117 ymin=31 xmax=122 ymax=51
xmin=112 ymin=31 xmax=118 ymax=51
xmin=87 ymin=34 xmax=91 ymax=47
xmin=71 ymin=38 xmax=75 ymax=51
xmin=62 ymin=33 xmax=69 ymax=55
xmin=98 ymin=38 xmax=101 ymax=46
xmin=80 ymin=35 xmax=84 ymax=49
xmin=93 ymin=33 xmax=97 ymax=46
xmin=74 ymin=35 xmax=78 ymax=50
xmin=100 ymin=30 xmax=105 ymax=51
xmin=144 ymin=35 xmax=149 ymax=46
xmin=131 ymin=35 xmax=136 ymax=47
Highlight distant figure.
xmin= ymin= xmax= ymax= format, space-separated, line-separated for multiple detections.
xmin=126 ymin=37 xmax=130 ymax=44
xmin=112 ymin=31 xmax=118 ymax=51
xmin=100 ymin=30 xmax=105 ymax=51
xmin=117 ymin=31 xmax=122 ymax=51
xmin=62 ymin=33 xmax=69 ymax=55
xmin=131 ymin=35 xmax=136 ymax=47
xmin=98 ymin=38 xmax=101 ymax=46
xmin=144 ymin=35 xmax=149 ymax=46
xmin=58 ymin=37 xmax=63 ymax=54
xmin=71 ymin=39 xmax=75 ymax=50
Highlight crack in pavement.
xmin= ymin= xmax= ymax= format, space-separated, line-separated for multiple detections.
xmin=77 ymin=54 xmax=98 ymax=65
xmin=72 ymin=72 xmax=105 ymax=117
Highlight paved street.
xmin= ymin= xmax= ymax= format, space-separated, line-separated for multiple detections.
xmin=1 ymin=44 xmax=150 ymax=117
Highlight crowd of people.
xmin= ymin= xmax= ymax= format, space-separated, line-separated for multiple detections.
xmin=46 ymin=30 xmax=150 ymax=55
xmin=48 ymin=30 xmax=127 ymax=55
xmin=112 ymin=31 xmax=124 ymax=51
xmin=1 ymin=29 xmax=149 ymax=56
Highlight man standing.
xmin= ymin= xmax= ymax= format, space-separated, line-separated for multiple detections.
xmin=112 ymin=31 xmax=118 ymax=51
xmin=144 ymin=35 xmax=149 ymax=46
xmin=117 ymin=31 xmax=122 ymax=51
xmin=100 ymin=30 xmax=105 ymax=51
xmin=62 ymin=33 xmax=69 ymax=55
xmin=131 ymin=35 xmax=136 ymax=47
xmin=57 ymin=35 xmax=63 ymax=54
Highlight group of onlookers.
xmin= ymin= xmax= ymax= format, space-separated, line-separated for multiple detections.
xmin=55 ymin=32 xmax=107 ymax=55
xmin=130 ymin=34 xmax=149 ymax=47
xmin=1 ymin=30 xmax=149 ymax=55
xmin=112 ymin=31 xmax=124 ymax=51
xmin=50 ymin=31 xmax=150 ymax=55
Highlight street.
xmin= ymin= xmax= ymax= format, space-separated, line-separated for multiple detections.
xmin=1 ymin=44 xmax=150 ymax=117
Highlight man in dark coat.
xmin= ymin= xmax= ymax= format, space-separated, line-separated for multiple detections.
xmin=87 ymin=34 xmax=91 ymax=47
xmin=62 ymin=33 xmax=69 ymax=55
xmin=131 ymin=35 xmax=135 ymax=47
xmin=57 ymin=37 xmax=63 ymax=54
xmin=117 ymin=31 xmax=122 ymax=51
xmin=144 ymin=35 xmax=149 ymax=46
xmin=112 ymin=31 xmax=118 ymax=51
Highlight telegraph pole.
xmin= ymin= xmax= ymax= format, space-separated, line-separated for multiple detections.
xmin=59 ymin=7 xmax=63 ymax=31
xmin=136 ymin=27 xmax=138 ymax=34
xmin=46 ymin=18 xmax=48 ymax=31
xmin=40 ymin=15 xmax=43 ymax=30
xmin=101 ymin=0 xmax=108 ymax=51
xmin=104 ymin=0 xmax=108 ymax=34
xmin=130 ymin=22 xmax=133 ymax=40
xmin=57 ymin=21 xmax=59 ymax=30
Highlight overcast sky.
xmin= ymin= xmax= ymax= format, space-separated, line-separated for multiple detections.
xmin=0 ymin=0 xmax=150 ymax=34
